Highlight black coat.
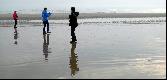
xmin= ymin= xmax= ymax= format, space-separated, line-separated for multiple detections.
xmin=69 ymin=14 xmax=78 ymax=27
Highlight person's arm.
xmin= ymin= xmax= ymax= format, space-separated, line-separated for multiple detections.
xmin=48 ymin=12 xmax=52 ymax=17
xmin=43 ymin=11 xmax=51 ymax=18
xmin=16 ymin=14 xmax=18 ymax=19
xmin=42 ymin=12 xmax=44 ymax=21
xmin=42 ymin=12 xmax=44 ymax=17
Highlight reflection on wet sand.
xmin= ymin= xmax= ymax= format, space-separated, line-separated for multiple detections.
xmin=43 ymin=34 xmax=51 ymax=61
xmin=14 ymin=33 xmax=18 ymax=45
xmin=69 ymin=42 xmax=79 ymax=77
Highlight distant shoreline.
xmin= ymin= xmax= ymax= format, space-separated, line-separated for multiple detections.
xmin=0 ymin=13 xmax=166 ymax=20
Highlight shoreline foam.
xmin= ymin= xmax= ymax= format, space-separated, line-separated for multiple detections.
xmin=0 ymin=13 xmax=166 ymax=20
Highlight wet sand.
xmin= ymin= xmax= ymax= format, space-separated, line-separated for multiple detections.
xmin=0 ymin=21 xmax=166 ymax=79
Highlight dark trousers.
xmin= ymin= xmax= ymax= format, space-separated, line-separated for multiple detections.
xmin=43 ymin=21 xmax=49 ymax=32
xmin=14 ymin=20 xmax=17 ymax=28
xmin=71 ymin=27 xmax=77 ymax=41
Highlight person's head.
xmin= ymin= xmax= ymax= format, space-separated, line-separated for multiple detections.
xmin=44 ymin=8 xmax=47 ymax=11
xmin=14 ymin=11 xmax=17 ymax=13
xmin=71 ymin=7 xmax=75 ymax=13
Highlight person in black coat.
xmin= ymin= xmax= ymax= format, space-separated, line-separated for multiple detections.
xmin=69 ymin=7 xmax=79 ymax=43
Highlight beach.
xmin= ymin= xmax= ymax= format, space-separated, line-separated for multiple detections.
xmin=0 ymin=14 xmax=166 ymax=79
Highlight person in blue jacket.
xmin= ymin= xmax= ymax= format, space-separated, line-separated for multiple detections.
xmin=42 ymin=8 xmax=52 ymax=34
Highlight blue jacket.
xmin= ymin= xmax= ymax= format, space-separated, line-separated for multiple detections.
xmin=42 ymin=10 xmax=51 ymax=21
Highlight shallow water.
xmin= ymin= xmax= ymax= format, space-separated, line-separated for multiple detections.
xmin=0 ymin=17 xmax=166 ymax=27
xmin=0 ymin=22 xmax=166 ymax=79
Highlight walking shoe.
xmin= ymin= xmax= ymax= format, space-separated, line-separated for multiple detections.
xmin=47 ymin=32 xmax=51 ymax=33
xmin=70 ymin=41 xmax=77 ymax=44
xmin=14 ymin=31 xmax=17 ymax=33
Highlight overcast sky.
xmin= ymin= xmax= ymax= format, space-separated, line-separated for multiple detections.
xmin=0 ymin=0 xmax=166 ymax=13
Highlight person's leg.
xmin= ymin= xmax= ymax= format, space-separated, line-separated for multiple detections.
xmin=73 ymin=27 xmax=77 ymax=41
xmin=14 ymin=20 xmax=16 ymax=28
xmin=14 ymin=20 xmax=17 ymax=27
xmin=46 ymin=21 xmax=50 ymax=33
xmin=73 ymin=36 xmax=77 ymax=41
xmin=14 ymin=20 xmax=17 ymax=33
xmin=73 ymin=33 xmax=77 ymax=41
xmin=71 ymin=27 xmax=75 ymax=37
xmin=43 ymin=21 xmax=46 ymax=34
xmin=71 ymin=27 xmax=77 ymax=42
